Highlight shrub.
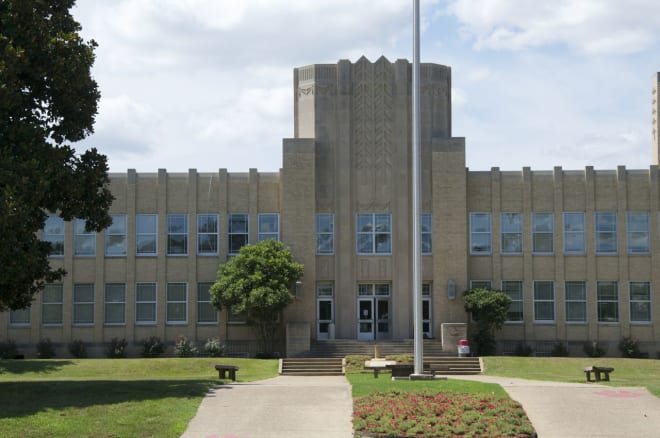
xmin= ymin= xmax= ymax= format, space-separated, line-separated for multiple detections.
xmin=551 ymin=342 xmax=569 ymax=357
xmin=0 ymin=339 xmax=18 ymax=359
xmin=141 ymin=336 xmax=165 ymax=358
xmin=463 ymin=288 xmax=511 ymax=356
xmin=514 ymin=342 xmax=533 ymax=357
xmin=344 ymin=355 xmax=371 ymax=372
xmin=106 ymin=337 xmax=128 ymax=358
xmin=174 ymin=336 xmax=197 ymax=357
xmin=583 ymin=341 xmax=607 ymax=358
xmin=36 ymin=338 xmax=56 ymax=358
xmin=385 ymin=354 xmax=413 ymax=364
xmin=68 ymin=339 xmax=87 ymax=358
xmin=204 ymin=338 xmax=225 ymax=357
xmin=618 ymin=336 xmax=642 ymax=358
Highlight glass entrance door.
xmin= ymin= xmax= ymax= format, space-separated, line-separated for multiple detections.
xmin=357 ymin=283 xmax=391 ymax=340
xmin=357 ymin=298 xmax=374 ymax=340
xmin=376 ymin=298 xmax=390 ymax=337
xmin=317 ymin=299 xmax=333 ymax=340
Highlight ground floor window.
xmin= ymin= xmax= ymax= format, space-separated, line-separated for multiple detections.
xmin=166 ymin=283 xmax=187 ymax=324
xmin=597 ymin=281 xmax=618 ymax=323
xmin=197 ymin=282 xmax=218 ymax=324
xmin=629 ymin=282 xmax=651 ymax=323
xmin=136 ymin=283 xmax=157 ymax=324
xmin=10 ymin=307 xmax=30 ymax=326
xmin=104 ymin=283 xmax=126 ymax=325
xmin=533 ymin=281 xmax=555 ymax=322
xmin=502 ymin=281 xmax=523 ymax=322
xmin=565 ymin=281 xmax=587 ymax=322
xmin=73 ymin=283 xmax=95 ymax=325
xmin=42 ymin=284 xmax=63 ymax=325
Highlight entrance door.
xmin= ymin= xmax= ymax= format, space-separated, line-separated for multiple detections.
xmin=317 ymin=298 xmax=333 ymax=340
xmin=376 ymin=298 xmax=390 ymax=337
xmin=357 ymin=298 xmax=374 ymax=340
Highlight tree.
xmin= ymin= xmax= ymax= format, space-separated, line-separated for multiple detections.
xmin=0 ymin=0 xmax=113 ymax=310
xmin=210 ymin=240 xmax=304 ymax=355
xmin=463 ymin=288 xmax=511 ymax=356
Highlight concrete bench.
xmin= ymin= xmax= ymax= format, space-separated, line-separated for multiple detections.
xmin=387 ymin=364 xmax=414 ymax=378
xmin=215 ymin=364 xmax=239 ymax=381
xmin=584 ymin=366 xmax=614 ymax=382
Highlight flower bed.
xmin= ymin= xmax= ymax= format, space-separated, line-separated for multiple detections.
xmin=354 ymin=389 xmax=535 ymax=437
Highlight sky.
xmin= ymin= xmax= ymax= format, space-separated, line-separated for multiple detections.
xmin=72 ymin=0 xmax=660 ymax=173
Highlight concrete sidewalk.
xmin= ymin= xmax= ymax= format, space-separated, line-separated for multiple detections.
xmin=180 ymin=375 xmax=353 ymax=438
xmin=452 ymin=375 xmax=660 ymax=438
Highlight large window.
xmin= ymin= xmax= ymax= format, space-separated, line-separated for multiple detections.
xmin=73 ymin=283 xmax=94 ymax=325
xmin=502 ymin=281 xmax=523 ymax=322
xmin=563 ymin=212 xmax=585 ymax=254
xmin=9 ymin=307 xmax=30 ymax=325
xmin=167 ymin=283 xmax=187 ymax=324
xmin=228 ymin=214 xmax=248 ymax=255
xmin=630 ymin=282 xmax=651 ymax=323
xmin=42 ymin=284 xmax=63 ymax=325
xmin=105 ymin=214 xmax=127 ymax=256
xmin=74 ymin=218 xmax=95 ymax=256
xmin=258 ymin=213 xmax=279 ymax=241
xmin=136 ymin=214 xmax=157 ymax=255
xmin=532 ymin=212 xmax=553 ymax=253
xmin=43 ymin=215 xmax=65 ymax=256
xmin=595 ymin=212 xmax=617 ymax=254
xmin=197 ymin=282 xmax=218 ymax=324
xmin=565 ymin=281 xmax=587 ymax=322
xmin=469 ymin=213 xmax=491 ymax=255
xmin=356 ymin=213 xmax=391 ymax=254
xmin=470 ymin=280 xmax=492 ymax=290
xmin=316 ymin=214 xmax=334 ymax=255
xmin=627 ymin=212 xmax=649 ymax=253
xmin=135 ymin=283 xmax=157 ymax=324
xmin=597 ymin=281 xmax=618 ymax=323
xmin=104 ymin=283 xmax=126 ymax=325
xmin=197 ymin=214 xmax=219 ymax=255
xmin=167 ymin=214 xmax=188 ymax=255
xmin=533 ymin=281 xmax=555 ymax=322
xmin=501 ymin=213 xmax=522 ymax=254
xmin=421 ymin=213 xmax=432 ymax=255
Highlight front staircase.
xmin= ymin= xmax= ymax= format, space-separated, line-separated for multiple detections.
xmin=280 ymin=357 xmax=344 ymax=376
xmin=305 ymin=339 xmax=446 ymax=357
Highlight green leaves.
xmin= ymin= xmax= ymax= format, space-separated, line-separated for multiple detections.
xmin=463 ymin=288 xmax=512 ymax=355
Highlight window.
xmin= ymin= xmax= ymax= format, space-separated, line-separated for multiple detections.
xmin=74 ymin=219 xmax=95 ymax=256
xmin=10 ymin=307 xmax=30 ymax=325
xmin=470 ymin=280 xmax=491 ymax=290
xmin=104 ymin=283 xmax=126 ymax=325
xmin=421 ymin=213 xmax=432 ymax=255
xmin=43 ymin=215 xmax=64 ymax=256
xmin=597 ymin=281 xmax=618 ymax=323
xmin=533 ymin=281 xmax=555 ymax=322
xmin=105 ymin=214 xmax=127 ymax=256
xmin=197 ymin=214 xmax=219 ymax=255
xmin=356 ymin=213 xmax=391 ymax=254
xmin=167 ymin=214 xmax=188 ymax=255
xmin=422 ymin=283 xmax=432 ymax=336
xmin=258 ymin=213 xmax=279 ymax=241
xmin=565 ymin=281 xmax=587 ymax=322
xmin=197 ymin=282 xmax=218 ymax=324
xmin=630 ymin=282 xmax=651 ymax=322
xmin=469 ymin=213 xmax=491 ymax=254
xmin=502 ymin=281 xmax=523 ymax=322
xmin=167 ymin=283 xmax=187 ymax=324
xmin=135 ymin=283 xmax=157 ymax=324
xmin=627 ymin=212 xmax=649 ymax=253
xmin=563 ymin=212 xmax=585 ymax=254
xmin=73 ymin=284 xmax=94 ymax=325
xmin=228 ymin=214 xmax=248 ymax=255
xmin=136 ymin=214 xmax=157 ymax=255
xmin=501 ymin=213 xmax=522 ymax=254
xmin=316 ymin=214 xmax=334 ymax=255
xmin=595 ymin=212 xmax=617 ymax=254
xmin=532 ymin=212 xmax=553 ymax=253
xmin=42 ymin=284 xmax=63 ymax=325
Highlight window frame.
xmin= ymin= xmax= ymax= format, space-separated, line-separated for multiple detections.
xmin=565 ymin=281 xmax=587 ymax=323
xmin=502 ymin=281 xmax=524 ymax=323
xmin=136 ymin=214 xmax=158 ymax=256
xmin=73 ymin=283 xmax=95 ymax=325
xmin=533 ymin=281 xmax=555 ymax=323
xmin=9 ymin=307 xmax=31 ymax=326
xmin=316 ymin=214 xmax=334 ymax=255
xmin=532 ymin=212 xmax=554 ymax=254
xmin=595 ymin=212 xmax=617 ymax=254
xmin=629 ymin=281 xmax=651 ymax=323
xmin=469 ymin=213 xmax=491 ymax=255
xmin=135 ymin=282 xmax=157 ymax=325
xmin=597 ymin=281 xmax=619 ymax=323
xmin=104 ymin=283 xmax=126 ymax=325
xmin=105 ymin=214 xmax=127 ymax=257
xmin=43 ymin=215 xmax=65 ymax=257
xmin=167 ymin=214 xmax=188 ymax=256
xmin=421 ymin=213 xmax=432 ymax=255
xmin=228 ymin=213 xmax=249 ymax=256
xmin=627 ymin=211 xmax=650 ymax=254
xmin=563 ymin=212 xmax=585 ymax=254
xmin=197 ymin=214 xmax=219 ymax=256
xmin=42 ymin=284 xmax=63 ymax=326
xmin=257 ymin=213 xmax=280 ymax=242
xmin=73 ymin=218 xmax=96 ymax=256
xmin=197 ymin=282 xmax=218 ymax=324
xmin=501 ymin=212 xmax=523 ymax=254
xmin=356 ymin=213 xmax=392 ymax=255
xmin=166 ymin=282 xmax=188 ymax=325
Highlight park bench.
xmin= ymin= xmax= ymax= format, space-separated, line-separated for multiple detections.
xmin=584 ymin=366 xmax=614 ymax=382
xmin=215 ymin=364 xmax=239 ymax=381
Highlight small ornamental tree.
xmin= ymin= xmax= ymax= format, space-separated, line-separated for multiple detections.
xmin=463 ymin=288 xmax=511 ymax=356
xmin=210 ymin=240 xmax=304 ymax=355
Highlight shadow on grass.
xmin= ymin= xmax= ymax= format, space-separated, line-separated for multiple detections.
xmin=0 ymin=379 xmax=220 ymax=418
xmin=0 ymin=360 xmax=75 ymax=375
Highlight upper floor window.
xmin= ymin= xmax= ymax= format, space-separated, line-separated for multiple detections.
xmin=74 ymin=219 xmax=95 ymax=256
xmin=629 ymin=282 xmax=651 ymax=323
xmin=501 ymin=213 xmax=522 ymax=254
xmin=597 ymin=281 xmax=618 ymax=323
xmin=533 ymin=281 xmax=555 ymax=322
xmin=469 ymin=213 xmax=491 ymax=255
xmin=595 ymin=212 xmax=617 ymax=254
xmin=502 ymin=281 xmax=523 ymax=322
xmin=43 ymin=215 xmax=64 ymax=257
xmin=258 ymin=213 xmax=280 ymax=241
xmin=105 ymin=214 xmax=127 ymax=256
xmin=167 ymin=214 xmax=188 ymax=255
xmin=197 ymin=282 xmax=218 ymax=324
xmin=316 ymin=214 xmax=334 ymax=255
xmin=421 ymin=213 xmax=432 ymax=255
xmin=532 ymin=212 xmax=553 ymax=253
xmin=228 ymin=214 xmax=248 ymax=255
xmin=197 ymin=214 xmax=219 ymax=255
xmin=42 ymin=284 xmax=63 ymax=325
xmin=136 ymin=214 xmax=157 ymax=255
xmin=356 ymin=213 xmax=391 ymax=255
xmin=565 ymin=281 xmax=587 ymax=323
xmin=563 ymin=212 xmax=585 ymax=254
xmin=627 ymin=212 xmax=649 ymax=253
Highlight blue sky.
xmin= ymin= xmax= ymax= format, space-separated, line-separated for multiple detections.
xmin=73 ymin=0 xmax=660 ymax=172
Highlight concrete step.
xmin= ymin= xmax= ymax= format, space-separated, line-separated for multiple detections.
xmin=280 ymin=358 xmax=344 ymax=376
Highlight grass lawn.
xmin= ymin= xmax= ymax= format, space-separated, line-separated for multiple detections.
xmin=0 ymin=358 xmax=278 ymax=438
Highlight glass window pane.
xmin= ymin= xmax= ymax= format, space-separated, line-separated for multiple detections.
xmin=566 ymin=282 xmax=586 ymax=300
xmin=375 ymin=214 xmax=391 ymax=232
xmin=630 ymin=302 xmax=650 ymax=322
xmin=566 ymin=302 xmax=587 ymax=322
xmin=167 ymin=284 xmax=187 ymax=301
xmin=136 ymin=284 xmax=156 ymax=301
xmin=229 ymin=215 xmax=248 ymax=233
xmin=630 ymin=283 xmax=650 ymax=300
xmin=136 ymin=303 xmax=156 ymax=322
xmin=471 ymin=214 xmax=490 ymax=232
xmin=42 ymin=304 xmax=63 ymax=324
xmin=167 ymin=303 xmax=186 ymax=322
xmin=501 ymin=213 xmax=522 ymax=233
xmin=105 ymin=303 xmax=125 ymax=324
xmin=108 ymin=215 xmax=126 ymax=234
xmin=471 ymin=234 xmax=491 ymax=253
xmin=10 ymin=308 xmax=30 ymax=324
xmin=198 ymin=302 xmax=217 ymax=323
xmin=502 ymin=234 xmax=522 ymax=253
xmin=74 ymin=284 xmax=94 ymax=302
xmin=375 ymin=234 xmax=391 ymax=253
xmin=137 ymin=215 xmax=157 ymax=233
xmin=533 ymin=213 xmax=553 ymax=232
xmin=564 ymin=213 xmax=584 ymax=231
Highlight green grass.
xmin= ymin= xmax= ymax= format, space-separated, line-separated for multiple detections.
xmin=0 ymin=358 xmax=279 ymax=438
xmin=483 ymin=356 xmax=660 ymax=397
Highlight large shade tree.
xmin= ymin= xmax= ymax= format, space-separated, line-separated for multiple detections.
xmin=210 ymin=239 xmax=304 ymax=355
xmin=0 ymin=0 xmax=113 ymax=310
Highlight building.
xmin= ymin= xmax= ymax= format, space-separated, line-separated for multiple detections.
xmin=3 ymin=57 xmax=660 ymax=357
